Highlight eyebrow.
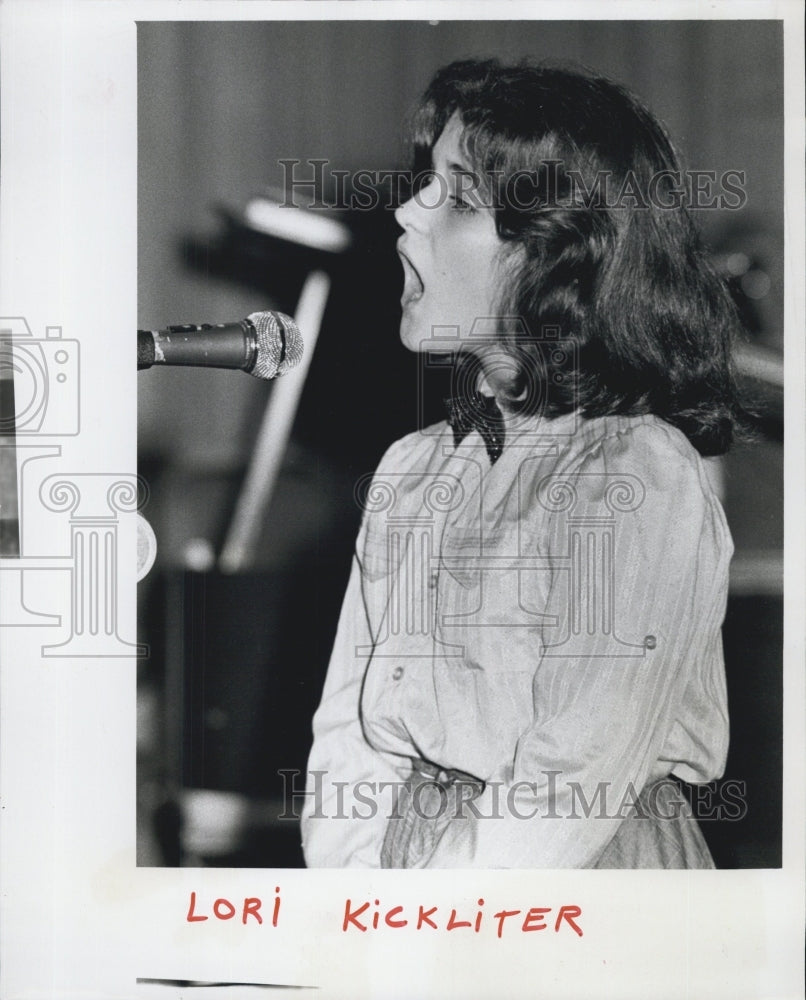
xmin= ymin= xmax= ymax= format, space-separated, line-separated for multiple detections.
xmin=429 ymin=150 xmax=477 ymax=177
xmin=446 ymin=160 xmax=480 ymax=184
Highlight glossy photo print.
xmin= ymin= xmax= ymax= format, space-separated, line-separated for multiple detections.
xmin=1 ymin=4 xmax=803 ymax=1000
xmin=137 ymin=18 xmax=783 ymax=873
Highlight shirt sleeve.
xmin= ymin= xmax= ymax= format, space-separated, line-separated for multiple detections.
xmin=418 ymin=420 xmax=731 ymax=868
xmin=301 ymin=548 xmax=412 ymax=867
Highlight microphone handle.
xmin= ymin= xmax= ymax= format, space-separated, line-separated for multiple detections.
xmin=137 ymin=322 xmax=257 ymax=372
xmin=137 ymin=329 xmax=156 ymax=369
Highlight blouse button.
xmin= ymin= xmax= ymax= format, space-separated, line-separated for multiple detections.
xmin=392 ymin=666 xmax=404 ymax=680
xmin=644 ymin=635 xmax=657 ymax=650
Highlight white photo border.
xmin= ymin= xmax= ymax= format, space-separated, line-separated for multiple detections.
xmin=1 ymin=2 xmax=803 ymax=998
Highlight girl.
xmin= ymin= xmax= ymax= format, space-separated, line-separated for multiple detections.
xmin=302 ymin=59 xmax=741 ymax=868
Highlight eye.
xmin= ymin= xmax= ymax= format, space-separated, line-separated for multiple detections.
xmin=449 ymin=193 xmax=476 ymax=213
xmin=448 ymin=169 xmax=483 ymax=214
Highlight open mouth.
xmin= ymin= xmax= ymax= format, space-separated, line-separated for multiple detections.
xmin=397 ymin=245 xmax=424 ymax=307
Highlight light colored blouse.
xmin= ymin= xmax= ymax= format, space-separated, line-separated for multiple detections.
xmin=301 ymin=409 xmax=732 ymax=867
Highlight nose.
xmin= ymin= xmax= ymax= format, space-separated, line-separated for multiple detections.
xmin=395 ymin=174 xmax=440 ymax=232
xmin=394 ymin=193 xmax=418 ymax=231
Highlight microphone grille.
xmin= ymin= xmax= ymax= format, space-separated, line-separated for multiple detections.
xmin=248 ymin=311 xmax=304 ymax=379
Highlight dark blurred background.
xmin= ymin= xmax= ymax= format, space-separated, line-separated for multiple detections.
xmin=137 ymin=20 xmax=784 ymax=868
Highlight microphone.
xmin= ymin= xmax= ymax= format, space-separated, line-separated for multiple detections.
xmin=137 ymin=311 xmax=303 ymax=380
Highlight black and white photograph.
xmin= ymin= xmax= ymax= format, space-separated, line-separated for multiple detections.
xmin=137 ymin=19 xmax=784 ymax=872
xmin=1 ymin=3 xmax=804 ymax=998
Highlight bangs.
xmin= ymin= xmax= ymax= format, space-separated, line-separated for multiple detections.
xmin=407 ymin=59 xmax=526 ymax=184
xmin=406 ymin=58 xmax=681 ymax=209
xmin=407 ymin=60 xmax=592 ymax=211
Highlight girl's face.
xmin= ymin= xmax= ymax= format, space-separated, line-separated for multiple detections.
xmin=395 ymin=115 xmax=514 ymax=358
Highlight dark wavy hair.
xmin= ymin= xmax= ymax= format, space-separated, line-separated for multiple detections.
xmin=409 ymin=59 xmax=744 ymax=456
